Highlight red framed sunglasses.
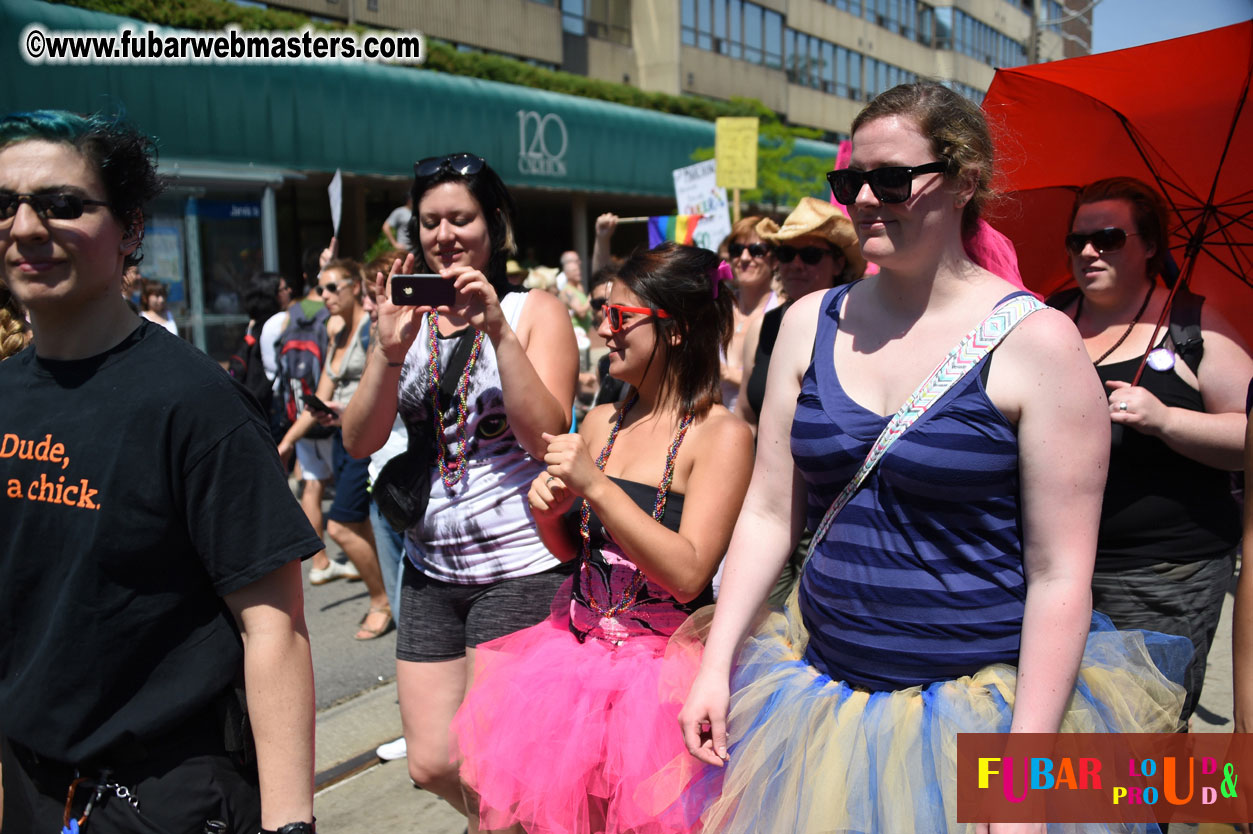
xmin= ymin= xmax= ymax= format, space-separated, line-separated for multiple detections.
xmin=603 ymin=303 xmax=670 ymax=332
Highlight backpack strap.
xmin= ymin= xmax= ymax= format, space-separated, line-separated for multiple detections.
xmin=803 ymin=294 xmax=1047 ymax=568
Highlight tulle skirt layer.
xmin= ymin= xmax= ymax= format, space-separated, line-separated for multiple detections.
xmin=453 ymin=608 xmax=703 ymax=834
xmin=651 ymin=603 xmax=1190 ymax=834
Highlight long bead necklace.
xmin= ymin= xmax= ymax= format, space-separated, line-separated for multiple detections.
xmin=1075 ymin=282 xmax=1155 ymax=366
xmin=426 ymin=311 xmax=484 ymax=493
xmin=578 ymin=394 xmax=695 ymax=621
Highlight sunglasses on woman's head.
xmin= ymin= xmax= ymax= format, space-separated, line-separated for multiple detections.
xmin=728 ymin=242 xmax=770 ymax=259
xmin=414 ymin=153 xmax=486 ymax=179
xmin=826 ymin=161 xmax=948 ymax=206
xmin=775 ymin=245 xmax=835 ymax=265
xmin=1064 ymin=227 xmax=1139 ymax=256
xmin=0 ymin=191 xmax=110 ymax=221
xmin=603 ymin=303 xmax=671 ymax=333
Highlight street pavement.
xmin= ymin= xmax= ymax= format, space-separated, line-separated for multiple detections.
xmin=304 ymin=499 xmax=1244 ymax=832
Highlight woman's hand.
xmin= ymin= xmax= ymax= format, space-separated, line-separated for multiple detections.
xmin=374 ymin=254 xmax=424 ymax=363
xmin=541 ymin=431 xmax=605 ymax=498
xmin=528 ymin=471 xmax=577 ymax=521
xmin=1106 ymin=380 xmax=1170 ymax=436
xmin=313 ymin=400 xmax=344 ymax=428
xmin=678 ymin=668 xmax=731 ymax=767
xmin=277 ymin=438 xmax=295 ymax=467
xmin=446 ymin=265 xmax=505 ymax=337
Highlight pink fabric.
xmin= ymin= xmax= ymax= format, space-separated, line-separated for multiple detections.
xmin=963 ymin=217 xmax=1040 ymax=298
xmin=453 ymin=576 xmax=704 ymax=834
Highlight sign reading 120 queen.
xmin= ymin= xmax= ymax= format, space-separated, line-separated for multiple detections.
xmin=517 ymin=110 xmax=567 ymax=178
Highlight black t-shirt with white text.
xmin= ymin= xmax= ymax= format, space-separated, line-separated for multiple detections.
xmin=0 ymin=321 xmax=322 ymax=762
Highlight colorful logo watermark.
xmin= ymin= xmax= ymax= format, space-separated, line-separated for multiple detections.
xmin=957 ymin=733 xmax=1252 ymax=824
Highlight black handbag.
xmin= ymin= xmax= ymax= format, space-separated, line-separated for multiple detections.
xmin=372 ymin=330 xmax=476 ymax=533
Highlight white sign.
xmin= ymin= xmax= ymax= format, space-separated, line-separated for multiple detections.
xmin=517 ymin=110 xmax=568 ymax=177
xmin=327 ymin=168 xmax=343 ymax=234
xmin=672 ymin=159 xmax=731 ymax=254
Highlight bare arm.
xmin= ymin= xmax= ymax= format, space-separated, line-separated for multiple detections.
xmin=735 ymin=313 xmax=765 ymax=428
xmin=1234 ymin=415 xmax=1253 ymax=733
xmin=1107 ymin=306 xmax=1251 ymax=470
xmin=679 ymin=295 xmax=821 ymax=765
xmin=341 ymin=257 xmax=423 ymax=458
xmin=224 ymin=560 xmax=315 ymax=830
xmin=991 ymin=309 xmax=1110 ymax=735
xmin=543 ymin=409 xmax=754 ymax=602
xmin=591 ymin=213 xmax=618 ymax=275
xmin=491 ymin=289 xmax=579 ymax=459
xmin=277 ymin=365 xmax=336 ymax=461
xmin=382 ymin=219 xmax=401 ymax=249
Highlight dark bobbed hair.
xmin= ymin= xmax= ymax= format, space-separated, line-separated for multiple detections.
xmin=407 ymin=154 xmax=518 ymax=297
xmin=0 ymin=110 xmax=164 ymax=269
xmin=138 ymin=279 xmax=166 ymax=311
xmin=1070 ymin=177 xmax=1170 ymax=281
xmin=851 ymin=82 xmax=994 ymax=235
xmin=245 ymin=271 xmax=285 ymax=323
xmin=612 ymin=242 xmax=734 ymax=419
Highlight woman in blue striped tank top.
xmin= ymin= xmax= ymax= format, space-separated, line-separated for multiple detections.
xmin=670 ymin=83 xmax=1190 ymax=834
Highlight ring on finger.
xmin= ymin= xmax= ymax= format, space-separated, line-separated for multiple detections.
xmin=1118 ymin=401 xmax=1128 ymax=412
xmin=545 ymin=475 xmax=557 ymax=486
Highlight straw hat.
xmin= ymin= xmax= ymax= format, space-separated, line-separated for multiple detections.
xmin=756 ymin=197 xmax=866 ymax=281
xmin=524 ymin=266 xmax=559 ymax=291
xmin=505 ymin=258 xmax=526 ymax=276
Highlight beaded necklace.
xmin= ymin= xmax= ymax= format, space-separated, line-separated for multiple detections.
xmin=426 ymin=311 xmax=485 ymax=493
xmin=579 ymin=394 xmax=695 ymax=622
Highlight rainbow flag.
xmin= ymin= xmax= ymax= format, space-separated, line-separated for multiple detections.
xmin=647 ymin=214 xmax=702 ymax=247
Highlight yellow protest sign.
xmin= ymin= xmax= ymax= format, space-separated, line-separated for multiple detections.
xmin=715 ymin=117 xmax=758 ymax=190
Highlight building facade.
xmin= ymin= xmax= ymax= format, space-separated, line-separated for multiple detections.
xmin=262 ymin=0 xmax=1092 ymax=139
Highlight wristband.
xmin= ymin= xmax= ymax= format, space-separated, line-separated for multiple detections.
xmin=260 ymin=821 xmax=315 ymax=834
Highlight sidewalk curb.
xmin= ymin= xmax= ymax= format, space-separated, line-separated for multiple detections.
xmin=315 ymin=680 xmax=403 ymax=790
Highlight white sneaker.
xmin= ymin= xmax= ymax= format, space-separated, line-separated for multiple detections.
xmin=376 ymin=736 xmax=407 ymax=761
xmin=308 ymin=560 xmax=361 ymax=585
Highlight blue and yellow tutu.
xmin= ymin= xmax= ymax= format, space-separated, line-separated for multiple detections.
xmin=647 ymin=595 xmax=1189 ymax=834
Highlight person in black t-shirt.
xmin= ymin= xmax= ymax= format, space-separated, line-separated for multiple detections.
xmin=0 ymin=111 xmax=320 ymax=834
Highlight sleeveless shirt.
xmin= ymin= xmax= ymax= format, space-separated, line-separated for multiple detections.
xmin=326 ymin=318 xmax=369 ymax=404
xmin=396 ymin=291 xmax=563 ymax=583
xmin=1094 ymin=348 xmax=1239 ymax=569
xmin=562 ymin=477 xmax=713 ymax=644
xmin=793 ymin=285 xmax=1027 ymax=691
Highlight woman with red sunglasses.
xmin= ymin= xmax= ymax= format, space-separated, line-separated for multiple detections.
xmin=1052 ymin=177 xmax=1252 ymax=727
xmin=452 ymin=241 xmax=753 ymax=834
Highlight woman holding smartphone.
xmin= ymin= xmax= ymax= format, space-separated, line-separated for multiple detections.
xmin=341 ymin=153 xmax=578 ymax=829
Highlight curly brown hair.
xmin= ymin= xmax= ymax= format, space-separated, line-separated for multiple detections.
xmin=0 ymin=282 xmax=31 ymax=360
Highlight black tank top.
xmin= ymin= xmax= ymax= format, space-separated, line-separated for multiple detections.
xmin=1094 ymin=354 xmax=1239 ymax=569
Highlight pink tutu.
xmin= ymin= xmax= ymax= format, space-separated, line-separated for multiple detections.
xmin=453 ymin=581 xmax=703 ymax=834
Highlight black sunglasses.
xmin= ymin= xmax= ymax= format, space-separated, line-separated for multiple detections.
xmin=590 ymin=297 xmax=607 ymax=313
xmin=318 ymin=281 xmax=348 ymax=295
xmin=414 ymin=153 xmax=486 ymax=179
xmin=0 ymin=191 xmax=111 ymax=221
xmin=1064 ymin=227 xmax=1139 ymax=256
xmin=728 ymin=242 xmax=770 ymax=259
xmin=775 ymin=245 xmax=835 ymax=265
xmin=826 ymin=161 xmax=948 ymax=206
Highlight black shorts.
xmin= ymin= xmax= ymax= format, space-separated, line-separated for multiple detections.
xmin=396 ymin=560 xmax=574 ymax=662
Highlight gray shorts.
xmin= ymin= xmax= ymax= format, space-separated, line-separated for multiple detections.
xmin=395 ymin=560 xmax=574 ymax=663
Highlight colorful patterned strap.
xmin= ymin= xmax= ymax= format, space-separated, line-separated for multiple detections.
xmin=803 ymin=294 xmax=1046 ymax=567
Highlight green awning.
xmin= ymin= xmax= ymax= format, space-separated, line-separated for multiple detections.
xmin=1 ymin=0 xmax=838 ymax=198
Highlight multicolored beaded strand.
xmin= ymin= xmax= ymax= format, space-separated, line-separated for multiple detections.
xmin=578 ymin=394 xmax=695 ymax=620
xmin=426 ymin=311 xmax=484 ymax=493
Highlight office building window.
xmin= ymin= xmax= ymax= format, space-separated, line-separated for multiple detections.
xmin=934 ymin=7 xmax=1025 ymax=67
xmin=564 ymin=0 xmax=631 ymax=44
xmin=681 ymin=0 xmax=782 ymax=68
xmin=786 ymin=28 xmax=915 ymax=101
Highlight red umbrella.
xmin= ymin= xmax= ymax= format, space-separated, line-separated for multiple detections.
xmin=983 ymin=21 xmax=1253 ymax=354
